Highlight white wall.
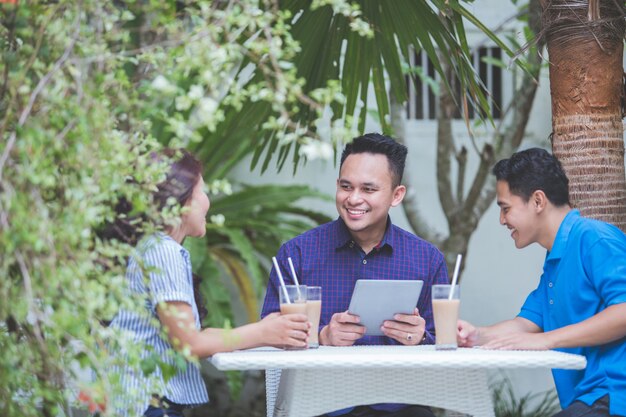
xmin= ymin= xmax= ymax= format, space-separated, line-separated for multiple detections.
xmin=229 ymin=0 xmax=560 ymax=405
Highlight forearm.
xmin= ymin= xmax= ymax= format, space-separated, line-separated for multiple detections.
xmin=477 ymin=317 xmax=540 ymax=345
xmin=159 ymin=302 xmax=269 ymax=358
xmin=544 ymin=303 xmax=626 ymax=349
xmin=191 ymin=323 xmax=266 ymax=357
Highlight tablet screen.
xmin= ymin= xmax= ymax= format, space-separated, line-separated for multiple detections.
xmin=347 ymin=279 xmax=424 ymax=336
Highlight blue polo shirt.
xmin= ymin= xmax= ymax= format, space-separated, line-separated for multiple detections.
xmin=519 ymin=210 xmax=626 ymax=415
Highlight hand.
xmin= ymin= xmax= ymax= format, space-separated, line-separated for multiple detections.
xmin=481 ymin=332 xmax=552 ymax=350
xmin=320 ymin=311 xmax=366 ymax=346
xmin=259 ymin=312 xmax=309 ymax=349
xmin=381 ymin=308 xmax=425 ymax=346
xmin=457 ymin=319 xmax=481 ymax=347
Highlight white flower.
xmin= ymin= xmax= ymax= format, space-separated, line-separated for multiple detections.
xmin=188 ymin=85 xmax=204 ymax=101
xmin=175 ymin=95 xmax=192 ymax=111
xmin=210 ymin=214 xmax=225 ymax=226
xmin=299 ymin=140 xmax=333 ymax=161
xmin=151 ymin=75 xmax=175 ymax=94
xmin=198 ymin=97 xmax=218 ymax=116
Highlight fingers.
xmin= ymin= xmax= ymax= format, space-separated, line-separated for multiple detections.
xmin=332 ymin=310 xmax=361 ymax=325
xmin=281 ymin=312 xmax=309 ymax=323
xmin=323 ymin=311 xmax=366 ymax=346
xmin=391 ymin=312 xmax=422 ymax=326
xmin=280 ymin=319 xmax=309 ymax=349
xmin=282 ymin=332 xmax=308 ymax=349
xmin=456 ymin=320 xmax=477 ymax=347
xmin=381 ymin=310 xmax=425 ymax=345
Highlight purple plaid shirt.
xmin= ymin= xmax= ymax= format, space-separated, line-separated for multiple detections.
xmin=261 ymin=217 xmax=448 ymax=414
xmin=261 ymin=217 xmax=449 ymax=346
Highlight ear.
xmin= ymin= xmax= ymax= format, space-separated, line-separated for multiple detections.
xmin=531 ymin=190 xmax=548 ymax=213
xmin=390 ymin=185 xmax=407 ymax=207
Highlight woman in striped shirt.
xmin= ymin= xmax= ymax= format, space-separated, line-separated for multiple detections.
xmin=108 ymin=149 xmax=309 ymax=416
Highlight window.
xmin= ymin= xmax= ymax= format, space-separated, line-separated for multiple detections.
xmin=405 ymin=47 xmax=503 ymax=120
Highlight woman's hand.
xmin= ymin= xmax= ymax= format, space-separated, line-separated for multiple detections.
xmin=258 ymin=312 xmax=310 ymax=349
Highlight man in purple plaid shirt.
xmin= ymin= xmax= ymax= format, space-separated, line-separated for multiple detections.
xmin=262 ymin=133 xmax=448 ymax=417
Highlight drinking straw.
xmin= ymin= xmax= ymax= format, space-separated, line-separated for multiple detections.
xmin=287 ymin=257 xmax=303 ymax=299
xmin=449 ymin=254 xmax=462 ymax=300
xmin=272 ymin=256 xmax=291 ymax=304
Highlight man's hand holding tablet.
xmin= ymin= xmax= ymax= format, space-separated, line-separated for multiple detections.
xmin=319 ymin=280 xmax=425 ymax=346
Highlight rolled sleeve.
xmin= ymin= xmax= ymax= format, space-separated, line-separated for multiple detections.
xmin=143 ymin=242 xmax=195 ymax=311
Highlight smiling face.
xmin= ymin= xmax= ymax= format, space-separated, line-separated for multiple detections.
xmin=336 ymin=153 xmax=405 ymax=249
xmin=180 ymin=175 xmax=210 ymax=239
xmin=496 ymin=180 xmax=541 ymax=249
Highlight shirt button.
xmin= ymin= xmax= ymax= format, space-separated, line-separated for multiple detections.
xmin=349 ymin=242 xmax=354 ymax=248
xmin=362 ymin=259 xmax=367 ymax=265
xmin=548 ymin=282 xmax=553 ymax=288
xmin=549 ymin=299 xmax=554 ymax=305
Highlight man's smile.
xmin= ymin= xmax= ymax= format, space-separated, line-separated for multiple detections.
xmin=347 ymin=208 xmax=369 ymax=216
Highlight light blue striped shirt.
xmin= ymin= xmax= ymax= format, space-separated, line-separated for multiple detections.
xmin=110 ymin=233 xmax=208 ymax=415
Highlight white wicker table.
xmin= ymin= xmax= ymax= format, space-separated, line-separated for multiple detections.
xmin=211 ymin=345 xmax=586 ymax=417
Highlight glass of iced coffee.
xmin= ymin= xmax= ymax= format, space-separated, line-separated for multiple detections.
xmin=432 ymin=284 xmax=460 ymax=350
xmin=279 ymin=285 xmax=307 ymax=349
xmin=305 ymin=286 xmax=322 ymax=348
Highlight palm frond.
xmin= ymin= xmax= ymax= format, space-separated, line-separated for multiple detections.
xmin=206 ymin=1 xmax=520 ymax=175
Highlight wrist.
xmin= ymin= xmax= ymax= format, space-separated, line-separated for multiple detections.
xmin=544 ymin=330 xmax=558 ymax=350
xmin=250 ymin=320 xmax=266 ymax=348
xmin=319 ymin=325 xmax=330 ymax=346
xmin=474 ymin=327 xmax=483 ymax=346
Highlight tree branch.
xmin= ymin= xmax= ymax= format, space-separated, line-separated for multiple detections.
xmin=436 ymin=63 xmax=457 ymax=222
xmin=466 ymin=0 xmax=545 ymax=223
xmin=391 ymin=92 xmax=441 ymax=244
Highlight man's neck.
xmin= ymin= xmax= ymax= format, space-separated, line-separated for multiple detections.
xmin=541 ymin=205 xmax=572 ymax=252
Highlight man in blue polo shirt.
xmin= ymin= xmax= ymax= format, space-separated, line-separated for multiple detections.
xmin=262 ymin=133 xmax=448 ymax=417
xmin=457 ymin=148 xmax=626 ymax=417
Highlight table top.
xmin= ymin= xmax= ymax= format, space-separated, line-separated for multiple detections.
xmin=211 ymin=345 xmax=587 ymax=371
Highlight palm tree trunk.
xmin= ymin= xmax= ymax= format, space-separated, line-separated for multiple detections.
xmin=544 ymin=0 xmax=626 ymax=229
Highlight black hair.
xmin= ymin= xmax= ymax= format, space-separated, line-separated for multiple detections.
xmin=492 ymin=147 xmax=570 ymax=206
xmin=100 ymin=149 xmax=202 ymax=246
xmin=340 ymin=133 xmax=407 ymax=187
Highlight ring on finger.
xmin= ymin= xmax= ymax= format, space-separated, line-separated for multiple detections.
xmin=406 ymin=333 xmax=413 ymax=341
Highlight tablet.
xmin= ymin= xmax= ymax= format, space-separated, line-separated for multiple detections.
xmin=347 ymin=279 xmax=424 ymax=336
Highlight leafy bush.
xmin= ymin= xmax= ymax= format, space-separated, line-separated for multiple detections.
xmin=0 ymin=1 xmax=340 ymax=415
xmin=492 ymin=377 xmax=560 ymax=417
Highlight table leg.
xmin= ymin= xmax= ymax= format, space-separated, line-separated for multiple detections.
xmin=272 ymin=368 xmax=495 ymax=417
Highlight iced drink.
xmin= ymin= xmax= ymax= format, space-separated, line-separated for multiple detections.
xmin=279 ymin=284 xmax=307 ymax=313
xmin=279 ymin=285 xmax=307 ymax=349
xmin=305 ymin=286 xmax=322 ymax=348
xmin=432 ymin=284 xmax=460 ymax=350
xmin=280 ymin=301 xmax=307 ymax=315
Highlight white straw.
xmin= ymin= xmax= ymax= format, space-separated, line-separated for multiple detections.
xmin=287 ymin=257 xmax=302 ymax=299
xmin=449 ymin=254 xmax=462 ymax=300
xmin=272 ymin=256 xmax=291 ymax=304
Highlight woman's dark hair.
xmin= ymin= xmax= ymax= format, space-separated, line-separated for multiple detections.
xmin=340 ymin=133 xmax=408 ymax=187
xmin=492 ymin=147 xmax=570 ymax=207
xmin=101 ymin=149 xmax=203 ymax=245
xmin=100 ymin=148 xmax=208 ymax=322
xmin=153 ymin=148 xmax=202 ymax=212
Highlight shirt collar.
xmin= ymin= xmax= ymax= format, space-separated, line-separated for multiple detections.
xmin=334 ymin=216 xmax=394 ymax=252
xmin=143 ymin=232 xmax=190 ymax=260
xmin=546 ymin=209 xmax=580 ymax=261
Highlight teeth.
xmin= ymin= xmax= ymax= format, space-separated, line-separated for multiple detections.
xmin=348 ymin=209 xmax=367 ymax=215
